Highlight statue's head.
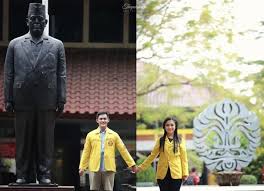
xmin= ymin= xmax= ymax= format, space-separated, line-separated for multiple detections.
xmin=27 ymin=3 xmax=47 ymax=38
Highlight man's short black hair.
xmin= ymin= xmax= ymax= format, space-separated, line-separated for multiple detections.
xmin=96 ymin=112 xmax=109 ymax=119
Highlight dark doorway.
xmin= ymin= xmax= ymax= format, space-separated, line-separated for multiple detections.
xmin=89 ymin=0 xmax=123 ymax=43
xmin=48 ymin=0 xmax=83 ymax=42
xmin=0 ymin=0 xmax=3 ymax=41
xmin=54 ymin=122 xmax=80 ymax=189
xmin=9 ymin=0 xmax=42 ymax=40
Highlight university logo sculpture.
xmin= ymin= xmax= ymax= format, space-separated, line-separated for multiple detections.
xmin=193 ymin=99 xmax=260 ymax=172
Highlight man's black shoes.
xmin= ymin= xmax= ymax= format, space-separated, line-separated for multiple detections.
xmin=15 ymin=177 xmax=51 ymax=185
xmin=39 ymin=177 xmax=51 ymax=184
xmin=16 ymin=178 xmax=26 ymax=184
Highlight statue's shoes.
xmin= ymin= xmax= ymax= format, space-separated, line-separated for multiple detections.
xmin=39 ymin=177 xmax=51 ymax=184
xmin=16 ymin=178 xmax=26 ymax=184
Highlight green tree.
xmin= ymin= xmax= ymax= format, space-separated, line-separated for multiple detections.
xmin=243 ymin=153 xmax=264 ymax=183
xmin=137 ymin=0 xmax=264 ymax=155
xmin=137 ymin=0 xmax=241 ymax=97
xmin=136 ymin=158 xmax=156 ymax=183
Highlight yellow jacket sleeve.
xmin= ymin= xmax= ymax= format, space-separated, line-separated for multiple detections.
xmin=79 ymin=134 xmax=91 ymax=170
xmin=180 ymin=138 xmax=189 ymax=176
xmin=116 ymin=134 xmax=136 ymax=167
xmin=138 ymin=139 xmax=160 ymax=171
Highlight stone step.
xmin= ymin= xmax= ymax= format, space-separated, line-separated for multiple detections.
xmin=0 ymin=185 xmax=74 ymax=191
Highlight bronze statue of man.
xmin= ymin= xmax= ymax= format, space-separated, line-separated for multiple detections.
xmin=4 ymin=3 xmax=66 ymax=184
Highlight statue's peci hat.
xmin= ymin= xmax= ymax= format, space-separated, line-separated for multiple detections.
xmin=28 ymin=3 xmax=46 ymax=18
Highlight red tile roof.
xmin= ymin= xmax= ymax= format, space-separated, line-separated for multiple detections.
xmin=0 ymin=48 xmax=136 ymax=117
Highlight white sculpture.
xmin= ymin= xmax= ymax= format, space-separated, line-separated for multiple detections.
xmin=193 ymin=99 xmax=260 ymax=171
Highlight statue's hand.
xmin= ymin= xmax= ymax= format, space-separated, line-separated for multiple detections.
xmin=5 ymin=102 xmax=14 ymax=112
xmin=56 ymin=102 xmax=64 ymax=114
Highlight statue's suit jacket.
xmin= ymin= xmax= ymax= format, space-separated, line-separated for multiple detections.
xmin=4 ymin=33 xmax=66 ymax=110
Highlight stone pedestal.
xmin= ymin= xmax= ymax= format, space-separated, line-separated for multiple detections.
xmin=214 ymin=171 xmax=244 ymax=186
xmin=0 ymin=185 xmax=74 ymax=191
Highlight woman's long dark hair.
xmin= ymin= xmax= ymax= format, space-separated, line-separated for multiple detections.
xmin=160 ymin=117 xmax=181 ymax=153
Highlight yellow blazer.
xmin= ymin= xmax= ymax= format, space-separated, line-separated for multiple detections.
xmin=139 ymin=136 xmax=188 ymax=180
xmin=79 ymin=127 xmax=135 ymax=172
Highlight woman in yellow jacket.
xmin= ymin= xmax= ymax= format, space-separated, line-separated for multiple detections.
xmin=137 ymin=117 xmax=189 ymax=191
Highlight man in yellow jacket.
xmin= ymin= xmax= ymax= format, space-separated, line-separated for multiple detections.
xmin=79 ymin=112 xmax=136 ymax=191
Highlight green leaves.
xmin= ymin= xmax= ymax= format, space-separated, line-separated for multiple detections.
xmin=243 ymin=153 xmax=264 ymax=183
xmin=137 ymin=0 xmax=264 ymax=155
xmin=142 ymin=41 xmax=152 ymax=49
xmin=199 ymin=6 xmax=212 ymax=24
xmin=136 ymin=158 xmax=156 ymax=183
xmin=137 ymin=106 xmax=201 ymax=129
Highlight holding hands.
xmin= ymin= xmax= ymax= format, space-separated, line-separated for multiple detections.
xmin=182 ymin=175 xmax=188 ymax=181
xmin=130 ymin=165 xmax=141 ymax=173
xmin=79 ymin=166 xmax=142 ymax=176
xmin=79 ymin=169 xmax=84 ymax=176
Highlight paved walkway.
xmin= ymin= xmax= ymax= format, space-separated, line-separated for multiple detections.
xmin=137 ymin=185 xmax=264 ymax=191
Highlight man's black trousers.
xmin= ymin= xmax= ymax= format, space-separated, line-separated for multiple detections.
xmin=15 ymin=110 xmax=56 ymax=182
